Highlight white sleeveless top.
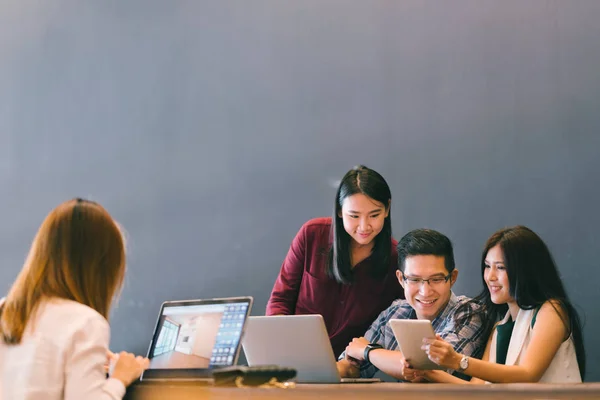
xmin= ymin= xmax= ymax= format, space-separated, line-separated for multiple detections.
xmin=488 ymin=307 xmax=581 ymax=383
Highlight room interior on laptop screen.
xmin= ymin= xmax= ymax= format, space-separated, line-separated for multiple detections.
xmin=149 ymin=302 xmax=248 ymax=369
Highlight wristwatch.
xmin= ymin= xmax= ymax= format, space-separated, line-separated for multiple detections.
xmin=458 ymin=354 xmax=469 ymax=371
xmin=363 ymin=343 xmax=383 ymax=363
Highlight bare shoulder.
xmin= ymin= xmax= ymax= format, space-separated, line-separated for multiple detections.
xmin=535 ymin=300 xmax=570 ymax=340
xmin=538 ymin=300 xmax=568 ymax=321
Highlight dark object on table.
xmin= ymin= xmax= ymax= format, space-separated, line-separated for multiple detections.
xmin=212 ymin=365 xmax=297 ymax=387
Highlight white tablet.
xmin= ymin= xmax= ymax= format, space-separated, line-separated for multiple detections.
xmin=388 ymin=319 xmax=444 ymax=370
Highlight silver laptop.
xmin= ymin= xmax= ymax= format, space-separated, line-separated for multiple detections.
xmin=242 ymin=315 xmax=380 ymax=383
xmin=139 ymin=296 xmax=253 ymax=382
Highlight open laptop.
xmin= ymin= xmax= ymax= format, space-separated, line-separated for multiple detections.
xmin=242 ymin=315 xmax=380 ymax=383
xmin=139 ymin=296 xmax=253 ymax=383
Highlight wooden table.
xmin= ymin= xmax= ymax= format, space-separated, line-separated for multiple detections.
xmin=125 ymin=382 xmax=600 ymax=400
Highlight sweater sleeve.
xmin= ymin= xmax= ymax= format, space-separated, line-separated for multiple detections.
xmin=64 ymin=315 xmax=126 ymax=400
xmin=266 ymin=223 xmax=308 ymax=315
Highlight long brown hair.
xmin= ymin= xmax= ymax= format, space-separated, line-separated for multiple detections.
xmin=0 ymin=198 xmax=126 ymax=344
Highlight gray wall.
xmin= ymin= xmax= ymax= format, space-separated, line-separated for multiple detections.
xmin=1 ymin=0 xmax=599 ymax=380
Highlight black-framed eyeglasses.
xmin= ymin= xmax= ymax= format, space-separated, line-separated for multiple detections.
xmin=402 ymin=273 xmax=452 ymax=287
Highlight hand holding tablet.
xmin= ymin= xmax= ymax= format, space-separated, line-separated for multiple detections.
xmin=388 ymin=319 xmax=444 ymax=370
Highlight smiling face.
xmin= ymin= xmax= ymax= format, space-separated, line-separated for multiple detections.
xmin=397 ymin=255 xmax=458 ymax=321
xmin=484 ymin=244 xmax=514 ymax=305
xmin=339 ymin=193 xmax=389 ymax=248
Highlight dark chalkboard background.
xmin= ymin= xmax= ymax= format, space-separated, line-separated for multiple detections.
xmin=1 ymin=0 xmax=598 ymax=380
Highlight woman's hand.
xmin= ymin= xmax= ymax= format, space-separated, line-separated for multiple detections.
xmin=104 ymin=350 xmax=119 ymax=374
xmin=110 ymin=351 xmax=150 ymax=387
xmin=421 ymin=334 xmax=462 ymax=370
xmin=400 ymin=359 xmax=427 ymax=382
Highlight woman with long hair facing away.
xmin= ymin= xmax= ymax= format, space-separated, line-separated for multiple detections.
xmin=266 ymin=165 xmax=404 ymax=358
xmin=0 ymin=198 xmax=149 ymax=399
xmin=408 ymin=226 xmax=585 ymax=383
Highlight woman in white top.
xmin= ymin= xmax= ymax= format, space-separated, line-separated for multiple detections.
xmin=405 ymin=226 xmax=585 ymax=383
xmin=0 ymin=198 xmax=149 ymax=399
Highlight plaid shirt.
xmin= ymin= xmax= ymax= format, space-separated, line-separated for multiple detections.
xmin=339 ymin=292 xmax=486 ymax=380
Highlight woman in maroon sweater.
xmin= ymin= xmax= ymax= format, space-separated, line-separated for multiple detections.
xmin=266 ymin=165 xmax=404 ymax=357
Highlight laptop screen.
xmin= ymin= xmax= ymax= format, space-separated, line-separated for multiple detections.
xmin=144 ymin=297 xmax=252 ymax=377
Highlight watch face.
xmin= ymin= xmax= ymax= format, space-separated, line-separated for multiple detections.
xmin=460 ymin=357 xmax=469 ymax=370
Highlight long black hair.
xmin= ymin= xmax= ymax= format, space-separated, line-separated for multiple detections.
xmin=326 ymin=165 xmax=392 ymax=284
xmin=466 ymin=226 xmax=586 ymax=379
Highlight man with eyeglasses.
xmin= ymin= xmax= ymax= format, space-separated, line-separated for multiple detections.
xmin=337 ymin=229 xmax=486 ymax=382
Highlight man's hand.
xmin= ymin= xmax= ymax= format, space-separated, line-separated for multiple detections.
xmin=337 ymin=358 xmax=360 ymax=378
xmin=344 ymin=337 xmax=370 ymax=362
xmin=399 ymin=357 xmax=427 ymax=382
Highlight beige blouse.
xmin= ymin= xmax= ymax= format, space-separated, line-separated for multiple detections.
xmin=488 ymin=307 xmax=581 ymax=383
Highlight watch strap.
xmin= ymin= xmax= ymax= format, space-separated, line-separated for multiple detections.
xmin=363 ymin=343 xmax=383 ymax=364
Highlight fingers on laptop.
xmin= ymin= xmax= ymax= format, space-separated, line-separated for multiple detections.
xmin=111 ymin=352 xmax=150 ymax=386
